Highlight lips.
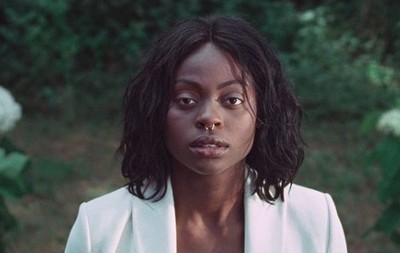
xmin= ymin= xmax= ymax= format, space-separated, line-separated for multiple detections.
xmin=189 ymin=136 xmax=229 ymax=158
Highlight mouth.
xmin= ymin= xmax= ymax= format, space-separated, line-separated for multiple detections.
xmin=189 ymin=136 xmax=229 ymax=158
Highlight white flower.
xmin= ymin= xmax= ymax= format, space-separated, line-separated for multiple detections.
xmin=0 ymin=86 xmax=22 ymax=134
xmin=299 ymin=10 xmax=316 ymax=22
xmin=377 ymin=108 xmax=400 ymax=137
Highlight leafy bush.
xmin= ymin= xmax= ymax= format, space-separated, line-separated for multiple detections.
xmin=3 ymin=0 xmax=398 ymax=122
xmin=371 ymin=135 xmax=400 ymax=244
xmin=0 ymin=138 xmax=31 ymax=253
xmin=0 ymin=85 xmax=31 ymax=252
xmin=288 ymin=6 xmax=399 ymax=120
xmin=364 ymin=102 xmax=400 ymax=245
xmin=0 ymin=0 xmax=298 ymax=120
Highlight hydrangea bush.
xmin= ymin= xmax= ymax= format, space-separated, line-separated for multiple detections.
xmin=0 ymin=86 xmax=22 ymax=134
xmin=377 ymin=109 xmax=400 ymax=137
xmin=0 ymin=86 xmax=31 ymax=252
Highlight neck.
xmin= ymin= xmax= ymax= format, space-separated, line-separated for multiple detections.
xmin=171 ymin=163 xmax=246 ymax=226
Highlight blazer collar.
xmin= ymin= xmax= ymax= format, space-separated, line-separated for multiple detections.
xmin=131 ymin=175 xmax=278 ymax=253
xmin=244 ymin=175 xmax=284 ymax=253
xmin=131 ymin=179 xmax=177 ymax=253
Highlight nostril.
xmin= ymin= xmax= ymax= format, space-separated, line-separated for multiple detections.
xmin=195 ymin=122 xmax=205 ymax=129
xmin=196 ymin=121 xmax=222 ymax=130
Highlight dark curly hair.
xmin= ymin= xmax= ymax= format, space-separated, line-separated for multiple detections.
xmin=118 ymin=15 xmax=304 ymax=202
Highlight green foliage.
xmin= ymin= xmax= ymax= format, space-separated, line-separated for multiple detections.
xmin=373 ymin=201 xmax=400 ymax=244
xmin=361 ymin=91 xmax=400 ymax=245
xmin=0 ymin=134 xmax=75 ymax=251
xmin=368 ymin=136 xmax=400 ymax=244
xmin=375 ymin=137 xmax=400 ymax=203
xmin=2 ymin=0 xmax=397 ymax=122
xmin=363 ymin=107 xmax=400 ymax=245
xmin=0 ymin=0 xmax=297 ymax=120
xmin=360 ymin=111 xmax=382 ymax=135
xmin=0 ymin=149 xmax=29 ymax=198
xmin=0 ymin=138 xmax=31 ymax=252
xmin=289 ymin=5 xmax=399 ymax=119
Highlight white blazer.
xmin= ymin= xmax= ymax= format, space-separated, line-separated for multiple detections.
xmin=65 ymin=177 xmax=347 ymax=253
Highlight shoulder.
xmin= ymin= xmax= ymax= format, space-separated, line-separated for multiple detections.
xmin=79 ymin=186 xmax=156 ymax=222
xmin=285 ymin=184 xmax=333 ymax=211
xmin=65 ymin=184 xmax=176 ymax=253
xmin=83 ymin=187 xmax=133 ymax=212
xmin=286 ymin=183 xmax=327 ymax=199
xmin=281 ymin=184 xmax=347 ymax=251
xmin=245 ymin=180 xmax=347 ymax=252
xmin=65 ymin=187 xmax=145 ymax=252
xmin=283 ymin=184 xmax=336 ymax=226
xmin=76 ymin=187 xmax=135 ymax=233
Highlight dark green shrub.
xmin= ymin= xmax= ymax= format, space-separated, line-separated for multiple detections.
xmin=288 ymin=6 xmax=399 ymax=120
xmin=1 ymin=0 xmax=399 ymax=121
xmin=0 ymin=137 xmax=31 ymax=253
xmin=363 ymin=98 xmax=400 ymax=245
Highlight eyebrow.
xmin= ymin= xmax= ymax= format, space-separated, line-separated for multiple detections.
xmin=174 ymin=79 xmax=245 ymax=89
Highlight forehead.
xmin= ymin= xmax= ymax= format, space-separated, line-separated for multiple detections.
xmin=176 ymin=43 xmax=244 ymax=83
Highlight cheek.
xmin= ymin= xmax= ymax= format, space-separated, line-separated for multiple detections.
xmin=243 ymin=108 xmax=257 ymax=138
xmin=242 ymin=120 xmax=257 ymax=145
xmin=229 ymin=113 xmax=257 ymax=147
xmin=165 ymin=109 xmax=189 ymax=147
xmin=166 ymin=108 xmax=187 ymax=131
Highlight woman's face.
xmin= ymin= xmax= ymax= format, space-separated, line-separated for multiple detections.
xmin=165 ymin=43 xmax=257 ymax=177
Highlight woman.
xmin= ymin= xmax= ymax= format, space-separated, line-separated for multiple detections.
xmin=65 ymin=15 xmax=347 ymax=253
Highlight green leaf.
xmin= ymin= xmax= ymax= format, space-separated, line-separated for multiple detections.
xmin=0 ymin=149 xmax=30 ymax=179
xmin=377 ymin=169 xmax=400 ymax=202
xmin=0 ymin=174 xmax=30 ymax=200
xmin=375 ymin=137 xmax=400 ymax=202
xmin=376 ymin=137 xmax=400 ymax=179
xmin=361 ymin=111 xmax=382 ymax=135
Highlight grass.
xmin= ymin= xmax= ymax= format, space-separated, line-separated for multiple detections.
xmin=3 ymin=116 xmax=400 ymax=253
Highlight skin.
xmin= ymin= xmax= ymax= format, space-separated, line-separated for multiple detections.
xmin=165 ymin=43 xmax=257 ymax=253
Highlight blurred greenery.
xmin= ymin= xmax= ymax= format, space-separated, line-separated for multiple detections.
xmin=367 ymin=135 xmax=400 ymax=244
xmin=1 ymin=0 xmax=400 ymax=252
xmin=0 ymin=138 xmax=31 ymax=253
xmin=31 ymin=158 xmax=74 ymax=193
xmin=2 ymin=0 xmax=398 ymax=120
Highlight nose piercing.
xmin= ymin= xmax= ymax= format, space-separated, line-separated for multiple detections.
xmin=204 ymin=124 xmax=215 ymax=131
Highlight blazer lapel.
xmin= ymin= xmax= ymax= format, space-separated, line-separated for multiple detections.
xmin=244 ymin=176 xmax=285 ymax=253
xmin=131 ymin=180 xmax=177 ymax=253
xmin=129 ymin=175 xmax=287 ymax=253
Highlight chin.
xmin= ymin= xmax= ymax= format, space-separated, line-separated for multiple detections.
xmin=181 ymin=160 xmax=245 ymax=177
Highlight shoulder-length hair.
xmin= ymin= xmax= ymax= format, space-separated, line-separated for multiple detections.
xmin=118 ymin=15 xmax=304 ymax=202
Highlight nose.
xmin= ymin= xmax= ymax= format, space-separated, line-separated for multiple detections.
xmin=195 ymin=100 xmax=222 ymax=131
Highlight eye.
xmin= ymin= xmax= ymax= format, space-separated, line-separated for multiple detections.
xmin=224 ymin=96 xmax=243 ymax=106
xmin=227 ymin=97 xmax=242 ymax=105
xmin=177 ymin=97 xmax=196 ymax=105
